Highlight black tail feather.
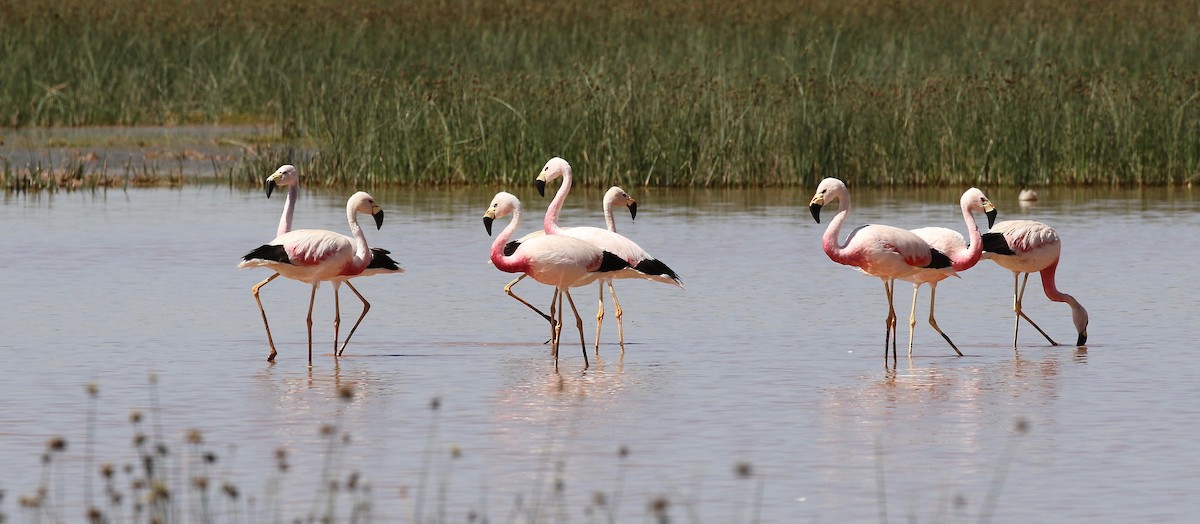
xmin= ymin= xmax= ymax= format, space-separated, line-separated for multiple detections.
xmin=368 ymin=248 xmax=400 ymax=270
xmin=981 ymin=232 xmax=1016 ymax=255
xmin=924 ymin=248 xmax=953 ymax=269
xmin=634 ymin=258 xmax=682 ymax=283
xmin=597 ymin=251 xmax=632 ymax=273
xmin=243 ymin=244 xmax=290 ymax=264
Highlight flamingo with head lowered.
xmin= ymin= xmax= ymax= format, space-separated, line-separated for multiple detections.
xmin=982 ymin=220 xmax=1088 ymax=348
xmin=535 ymin=157 xmax=682 ymax=354
xmin=240 ymin=191 xmax=399 ymax=365
xmin=247 ymin=166 xmax=401 ymax=361
xmin=809 ymin=177 xmax=953 ymax=361
xmin=484 ymin=191 xmax=631 ymax=369
xmin=900 ymin=188 xmax=998 ymax=356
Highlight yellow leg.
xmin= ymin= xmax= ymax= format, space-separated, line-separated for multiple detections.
xmin=337 ymin=281 xmax=372 ymax=356
xmin=907 ymin=284 xmax=919 ymax=357
xmin=305 ymin=284 xmax=318 ymax=367
xmin=251 ymin=273 xmax=282 ymax=362
xmin=609 ymin=280 xmax=625 ymax=353
xmin=927 ymin=282 xmax=963 ymax=356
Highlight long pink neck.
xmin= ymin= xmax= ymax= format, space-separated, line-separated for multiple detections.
xmin=543 ymin=168 xmax=572 ymax=235
xmin=952 ymin=204 xmax=984 ymax=271
xmin=821 ymin=194 xmax=856 ymax=266
xmin=1039 ymin=260 xmax=1072 ymax=304
xmin=277 ymin=183 xmax=297 ymax=237
xmin=491 ymin=205 xmax=529 ymax=274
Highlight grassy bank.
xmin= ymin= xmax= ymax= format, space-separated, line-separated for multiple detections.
xmin=3 ymin=0 xmax=1199 ymax=187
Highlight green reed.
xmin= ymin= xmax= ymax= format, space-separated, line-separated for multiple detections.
xmin=3 ymin=0 xmax=1199 ymax=186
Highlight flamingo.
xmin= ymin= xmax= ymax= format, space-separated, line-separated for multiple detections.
xmin=535 ymin=157 xmax=682 ymax=354
xmin=240 ymin=191 xmax=397 ymax=365
xmin=503 ymin=186 xmax=639 ymax=348
xmin=248 ymin=166 xmax=401 ymax=361
xmin=483 ymin=192 xmax=631 ymax=368
xmin=981 ymin=220 xmax=1088 ymax=348
xmin=809 ymin=177 xmax=953 ymax=360
xmin=900 ymin=188 xmax=998 ymax=356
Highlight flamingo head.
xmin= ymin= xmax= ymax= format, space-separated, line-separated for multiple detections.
xmin=483 ymin=191 xmax=519 ymax=236
xmin=809 ymin=177 xmax=847 ymax=224
xmin=264 ymin=164 xmax=298 ymax=198
xmin=962 ymin=187 xmax=999 ymax=228
xmin=1072 ymin=302 xmax=1089 ymax=347
xmin=535 ymin=157 xmax=571 ymax=197
xmin=349 ymin=191 xmax=385 ymax=230
xmin=605 ymin=186 xmax=637 ymax=221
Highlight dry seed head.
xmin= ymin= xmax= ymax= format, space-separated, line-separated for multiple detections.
xmin=186 ymin=429 xmax=203 ymax=445
xmin=338 ymin=384 xmax=355 ymax=401
xmin=86 ymin=383 xmax=99 ymax=397
xmin=1014 ymin=417 xmax=1030 ymax=435
xmin=735 ymin=462 xmax=753 ymax=479
xmin=100 ymin=463 xmax=114 ymax=479
xmin=320 ymin=424 xmax=335 ymax=436
xmin=130 ymin=410 xmax=143 ymax=424
xmin=47 ymin=436 xmax=67 ymax=452
xmin=222 ymin=482 xmax=239 ymax=500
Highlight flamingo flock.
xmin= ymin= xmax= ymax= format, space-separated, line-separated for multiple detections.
xmin=239 ymin=164 xmax=1088 ymax=368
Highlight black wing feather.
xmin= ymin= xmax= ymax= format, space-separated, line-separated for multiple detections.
xmin=597 ymin=251 xmax=632 ymax=273
xmin=634 ymin=258 xmax=682 ymax=284
xmin=924 ymin=248 xmax=953 ymax=269
xmin=243 ymin=244 xmax=290 ymax=264
xmin=981 ymin=232 xmax=1016 ymax=255
xmin=368 ymin=248 xmax=400 ymax=270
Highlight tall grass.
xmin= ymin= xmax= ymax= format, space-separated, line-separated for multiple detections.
xmin=3 ymin=0 xmax=1200 ymax=186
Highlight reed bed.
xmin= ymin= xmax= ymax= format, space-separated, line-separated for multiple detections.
xmin=3 ymin=0 xmax=1199 ymax=187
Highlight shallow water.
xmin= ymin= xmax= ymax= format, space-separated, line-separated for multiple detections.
xmin=1 ymin=184 xmax=1198 ymax=522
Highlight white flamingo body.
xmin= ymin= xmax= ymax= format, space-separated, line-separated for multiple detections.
xmin=535 ymin=157 xmax=682 ymax=353
xmin=809 ymin=177 xmax=953 ymax=359
xmin=982 ymin=220 xmax=1089 ymax=348
xmin=484 ymin=192 xmax=630 ymax=368
xmin=900 ymin=188 xmax=998 ymax=356
xmin=241 ymin=191 xmax=392 ymax=364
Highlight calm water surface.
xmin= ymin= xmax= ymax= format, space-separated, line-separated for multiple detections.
xmin=1 ymin=184 xmax=1197 ymax=522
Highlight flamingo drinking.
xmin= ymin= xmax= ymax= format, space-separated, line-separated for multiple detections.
xmin=982 ymin=220 xmax=1089 ymax=348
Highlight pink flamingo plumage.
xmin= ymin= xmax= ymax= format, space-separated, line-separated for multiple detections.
xmin=900 ymin=188 xmax=998 ymax=356
xmin=982 ymin=220 xmax=1089 ymax=348
xmin=240 ymin=191 xmax=397 ymax=365
xmin=247 ymin=167 xmax=401 ymax=361
xmin=809 ymin=177 xmax=953 ymax=360
xmin=484 ymin=192 xmax=631 ymax=368
xmin=505 ymin=185 xmax=641 ymax=348
xmin=535 ymin=157 xmax=682 ymax=353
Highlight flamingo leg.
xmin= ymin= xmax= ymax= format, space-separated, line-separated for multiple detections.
xmin=251 ymin=272 xmax=282 ymax=362
xmin=593 ymin=281 xmax=605 ymax=355
xmin=337 ymin=281 xmax=371 ymax=357
xmin=882 ymin=279 xmax=898 ymax=361
xmin=907 ymin=283 xmax=920 ymax=357
xmin=504 ymin=274 xmax=554 ymax=326
xmin=332 ymin=283 xmax=342 ymax=355
xmin=1016 ymin=273 xmax=1059 ymax=346
xmin=548 ymin=289 xmax=559 ymax=345
xmin=927 ymin=282 xmax=963 ymax=356
xmin=562 ymin=288 xmax=589 ymax=369
xmin=551 ymin=290 xmax=563 ymax=363
xmin=549 ymin=289 xmax=560 ymax=347
xmin=608 ymin=279 xmax=625 ymax=353
xmin=306 ymin=283 xmax=318 ymax=366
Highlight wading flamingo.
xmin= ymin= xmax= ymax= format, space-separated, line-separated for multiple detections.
xmin=536 ymin=157 xmax=682 ymax=354
xmin=900 ymin=188 xmax=998 ymax=356
xmin=249 ymin=166 xmax=401 ymax=360
xmin=484 ymin=192 xmax=631 ymax=369
xmin=982 ymin=220 xmax=1088 ymax=348
xmin=809 ymin=178 xmax=953 ymax=360
xmin=240 ymin=192 xmax=397 ymax=365
xmin=503 ymin=186 xmax=639 ymax=347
